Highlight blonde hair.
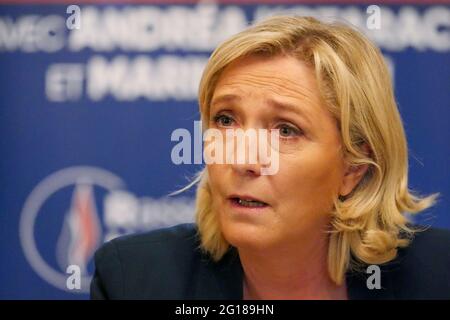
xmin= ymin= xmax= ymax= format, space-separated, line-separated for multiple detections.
xmin=181 ymin=15 xmax=439 ymax=285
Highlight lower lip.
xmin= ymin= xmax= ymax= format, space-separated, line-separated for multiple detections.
xmin=228 ymin=198 xmax=270 ymax=214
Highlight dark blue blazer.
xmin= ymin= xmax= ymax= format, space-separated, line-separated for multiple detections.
xmin=90 ymin=223 xmax=450 ymax=299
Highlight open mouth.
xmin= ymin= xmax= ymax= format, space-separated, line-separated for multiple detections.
xmin=229 ymin=197 xmax=268 ymax=208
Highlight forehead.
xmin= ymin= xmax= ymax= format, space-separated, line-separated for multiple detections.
xmin=209 ymin=54 xmax=342 ymax=144
xmin=212 ymin=54 xmax=321 ymax=106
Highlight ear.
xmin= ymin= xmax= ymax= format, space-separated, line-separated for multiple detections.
xmin=339 ymin=143 xmax=371 ymax=197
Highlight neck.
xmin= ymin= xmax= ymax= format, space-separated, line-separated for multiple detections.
xmin=238 ymin=230 xmax=347 ymax=300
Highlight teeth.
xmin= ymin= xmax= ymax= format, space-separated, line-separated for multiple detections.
xmin=237 ymin=198 xmax=266 ymax=207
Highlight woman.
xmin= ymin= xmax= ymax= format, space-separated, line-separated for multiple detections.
xmin=90 ymin=16 xmax=450 ymax=299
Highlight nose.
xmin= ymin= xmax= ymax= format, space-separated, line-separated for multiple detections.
xmin=227 ymin=129 xmax=263 ymax=177
xmin=231 ymin=161 xmax=262 ymax=177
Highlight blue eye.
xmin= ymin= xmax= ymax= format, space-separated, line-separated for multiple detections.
xmin=278 ymin=124 xmax=301 ymax=137
xmin=213 ymin=114 xmax=235 ymax=127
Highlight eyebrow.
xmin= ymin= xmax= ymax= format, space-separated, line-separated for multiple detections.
xmin=210 ymin=93 xmax=313 ymax=126
xmin=210 ymin=94 xmax=241 ymax=108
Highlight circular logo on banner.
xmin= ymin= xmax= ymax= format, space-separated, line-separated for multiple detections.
xmin=19 ymin=166 xmax=125 ymax=293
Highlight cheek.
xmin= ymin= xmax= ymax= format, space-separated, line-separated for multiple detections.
xmin=206 ymin=164 xmax=220 ymax=192
xmin=206 ymin=164 xmax=227 ymax=204
xmin=207 ymin=162 xmax=229 ymax=177
xmin=276 ymin=149 xmax=344 ymax=210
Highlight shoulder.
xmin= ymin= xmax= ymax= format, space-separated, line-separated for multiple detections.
xmin=397 ymin=228 xmax=450 ymax=276
xmin=108 ymin=222 xmax=199 ymax=250
xmin=386 ymin=226 xmax=450 ymax=299
xmin=397 ymin=226 xmax=450 ymax=270
xmin=94 ymin=223 xmax=200 ymax=270
xmin=404 ymin=226 xmax=450 ymax=253
xmin=90 ymin=223 xmax=209 ymax=299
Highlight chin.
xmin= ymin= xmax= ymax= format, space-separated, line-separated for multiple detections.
xmin=219 ymin=216 xmax=276 ymax=251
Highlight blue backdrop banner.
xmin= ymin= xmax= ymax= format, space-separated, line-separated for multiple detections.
xmin=0 ymin=0 xmax=449 ymax=299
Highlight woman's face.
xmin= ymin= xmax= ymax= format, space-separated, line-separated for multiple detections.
xmin=206 ymin=54 xmax=352 ymax=251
